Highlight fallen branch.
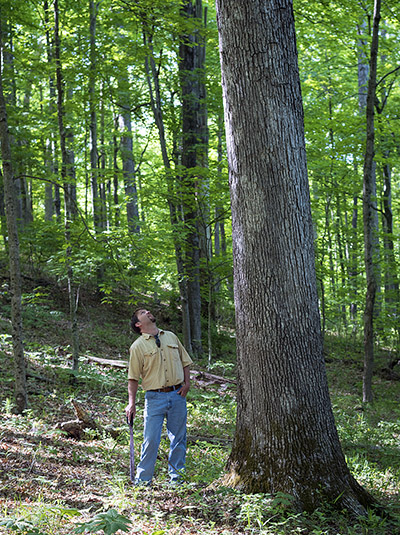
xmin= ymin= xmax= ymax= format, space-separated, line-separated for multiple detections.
xmin=57 ymin=400 xmax=121 ymax=440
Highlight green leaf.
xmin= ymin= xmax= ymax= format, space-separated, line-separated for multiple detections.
xmin=74 ymin=509 xmax=132 ymax=535
xmin=0 ymin=518 xmax=47 ymax=535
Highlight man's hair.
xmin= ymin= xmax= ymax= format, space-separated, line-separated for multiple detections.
xmin=131 ymin=309 xmax=143 ymax=334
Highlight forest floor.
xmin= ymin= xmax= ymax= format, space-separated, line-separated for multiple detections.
xmin=0 ymin=275 xmax=400 ymax=534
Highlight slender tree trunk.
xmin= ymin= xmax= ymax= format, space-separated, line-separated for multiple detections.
xmin=179 ymin=0 xmax=208 ymax=356
xmin=112 ymin=119 xmax=120 ymax=227
xmin=381 ymin=159 xmax=399 ymax=304
xmin=44 ymin=0 xmax=56 ymax=221
xmin=99 ymin=85 xmax=107 ymax=228
xmin=350 ymin=16 xmax=369 ymax=323
xmin=117 ymin=76 xmax=140 ymax=234
xmin=362 ymin=0 xmax=381 ymax=403
xmin=119 ymin=112 xmax=139 ymax=234
xmin=89 ymin=0 xmax=102 ymax=233
xmin=0 ymin=28 xmax=27 ymax=414
xmin=44 ymin=138 xmax=54 ymax=220
xmin=0 ymin=170 xmax=6 ymax=246
xmin=376 ymin=34 xmax=399 ymax=313
xmin=1 ymin=19 xmax=23 ymax=226
xmin=19 ymin=88 xmax=34 ymax=226
xmin=143 ymin=31 xmax=192 ymax=352
xmin=327 ymin=88 xmax=346 ymax=331
xmin=215 ymin=114 xmax=230 ymax=298
xmin=214 ymin=114 xmax=227 ymax=291
xmin=54 ymin=162 xmax=61 ymax=221
xmin=350 ymin=192 xmax=358 ymax=324
xmin=54 ymin=0 xmax=79 ymax=371
xmin=335 ymin=195 xmax=348 ymax=332
xmin=216 ymin=0 xmax=375 ymax=513
xmin=195 ymin=5 xmax=212 ymax=326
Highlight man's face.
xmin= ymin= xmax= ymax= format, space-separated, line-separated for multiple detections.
xmin=135 ymin=309 xmax=156 ymax=330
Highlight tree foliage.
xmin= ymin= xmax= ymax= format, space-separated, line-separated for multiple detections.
xmin=0 ymin=0 xmax=399 ymax=369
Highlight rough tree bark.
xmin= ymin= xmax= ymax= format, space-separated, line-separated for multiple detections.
xmin=362 ymin=0 xmax=381 ymax=404
xmin=216 ymin=0 xmax=376 ymax=514
xmin=0 ymin=26 xmax=27 ymax=414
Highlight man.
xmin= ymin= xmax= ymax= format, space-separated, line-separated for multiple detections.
xmin=125 ymin=308 xmax=192 ymax=486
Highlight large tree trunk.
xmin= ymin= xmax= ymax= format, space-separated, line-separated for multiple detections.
xmin=216 ymin=0 xmax=375 ymax=514
xmin=0 ymin=28 xmax=27 ymax=414
xmin=362 ymin=0 xmax=381 ymax=403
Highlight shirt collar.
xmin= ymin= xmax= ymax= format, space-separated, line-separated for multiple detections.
xmin=142 ymin=329 xmax=164 ymax=340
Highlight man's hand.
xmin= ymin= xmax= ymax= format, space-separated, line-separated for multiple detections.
xmin=178 ymin=382 xmax=190 ymax=398
xmin=178 ymin=366 xmax=191 ymax=397
xmin=126 ymin=379 xmax=138 ymax=423
xmin=125 ymin=403 xmax=136 ymax=424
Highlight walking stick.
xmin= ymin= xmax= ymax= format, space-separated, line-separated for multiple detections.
xmin=127 ymin=415 xmax=135 ymax=483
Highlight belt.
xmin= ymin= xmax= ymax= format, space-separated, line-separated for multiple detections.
xmin=148 ymin=384 xmax=181 ymax=393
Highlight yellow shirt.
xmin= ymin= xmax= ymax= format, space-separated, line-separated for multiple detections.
xmin=128 ymin=330 xmax=193 ymax=391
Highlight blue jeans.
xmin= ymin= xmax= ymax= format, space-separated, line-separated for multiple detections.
xmin=135 ymin=389 xmax=187 ymax=484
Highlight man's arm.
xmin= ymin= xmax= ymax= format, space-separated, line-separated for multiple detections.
xmin=125 ymin=379 xmax=139 ymax=421
xmin=178 ymin=365 xmax=190 ymax=397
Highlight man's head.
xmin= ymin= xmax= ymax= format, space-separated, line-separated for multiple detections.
xmin=131 ymin=308 xmax=156 ymax=334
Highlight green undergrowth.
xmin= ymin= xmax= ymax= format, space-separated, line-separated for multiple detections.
xmin=0 ymin=297 xmax=400 ymax=534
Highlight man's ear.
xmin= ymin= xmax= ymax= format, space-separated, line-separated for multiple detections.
xmin=135 ymin=321 xmax=141 ymax=331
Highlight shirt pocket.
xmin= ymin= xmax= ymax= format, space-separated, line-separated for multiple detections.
xmin=167 ymin=344 xmax=180 ymax=361
xmin=142 ymin=348 xmax=158 ymax=373
xmin=144 ymin=348 xmax=158 ymax=358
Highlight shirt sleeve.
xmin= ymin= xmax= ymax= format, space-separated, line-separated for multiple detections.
xmin=128 ymin=342 xmax=143 ymax=381
xmin=176 ymin=335 xmax=193 ymax=367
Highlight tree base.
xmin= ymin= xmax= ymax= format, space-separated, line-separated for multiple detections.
xmin=220 ymin=467 xmax=379 ymax=517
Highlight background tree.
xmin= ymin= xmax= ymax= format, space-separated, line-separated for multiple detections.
xmin=179 ymin=0 xmax=208 ymax=356
xmin=54 ymin=0 xmax=80 ymax=370
xmin=0 ymin=20 xmax=27 ymax=414
xmin=362 ymin=0 xmax=381 ymax=403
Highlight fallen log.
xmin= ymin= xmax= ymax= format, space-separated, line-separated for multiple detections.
xmin=191 ymin=370 xmax=236 ymax=385
xmin=85 ymin=355 xmax=128 ymax=368
xmin=378 ymin=367 xmax=400 ymax=381
xmin=187 ymin=434 xmax=232 ymax=446
xmin=388 ymin=357 xmax=400 ymax=370
xmin=85 ymin=356 xmax=237 ymax=386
